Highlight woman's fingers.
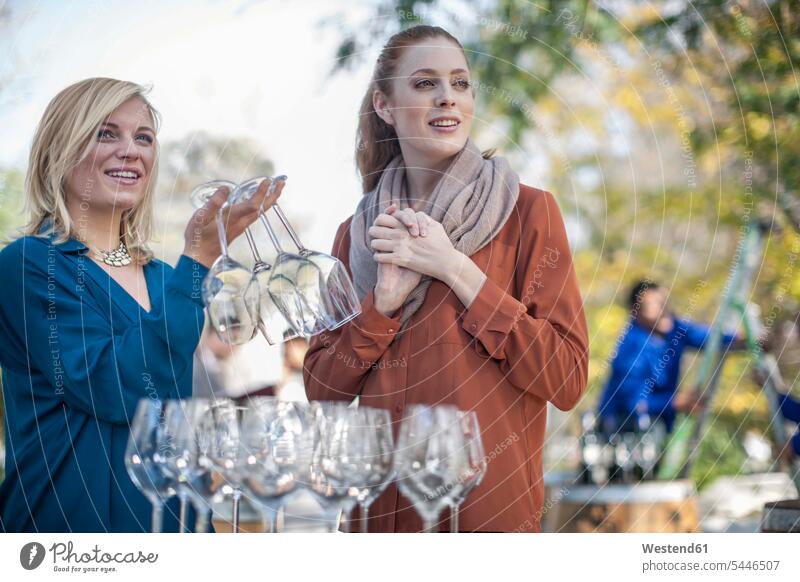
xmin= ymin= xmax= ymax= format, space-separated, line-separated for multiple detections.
xmin=372 ymin=252 xmax=396 ymax=264
xmin=229 ymin=177 xmax=284 ymax=234
xmin=370 ymin=238 xmax=395 ymax=252
xmin=261 ymin=177 xmax=285 ymax=212
xmin=247 ymin=177 xmax=273 ymax=213
xmin=393 ymin=208 xmax=420 ymax=236
xmin=199 ymin=186 xmax=230 ymax=223
xmin=368 ymin=225 xmax=402 ymax=240
xmin=416 ymin=211 xmax=429 ymax=237
xmin=373 ymin=212 xmax=405 ymax=229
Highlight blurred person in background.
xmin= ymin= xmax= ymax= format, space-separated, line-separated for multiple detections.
xmin=597 ymin=280 xmax=747 ymax=436
xmin=278 ymin=337 xmax=309 ymax=402
xmin=303 ymin=25 xmax=588 ymax=532
xmin=192 ymin=323 xmax=231 ymax=398
xmin=220 ymin=331 xmax=283 ymax=401
xmin=0 ymin=78 xmax=279 ymax=532
xmin=753 ymin=311 xmax=800 ymax=464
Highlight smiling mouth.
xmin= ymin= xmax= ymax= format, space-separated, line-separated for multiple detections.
xmin=104 ymin=169 xmax=141 ymax=184
xmin=429 ymin=119 xmax=460 ymax=128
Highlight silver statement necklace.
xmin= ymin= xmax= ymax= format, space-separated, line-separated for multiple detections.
xmin=94 ymin=240 xmax=132 ymax=267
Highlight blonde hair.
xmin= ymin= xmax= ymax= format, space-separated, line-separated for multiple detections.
xmin=24 ymin=77 xmax=161 ymax=263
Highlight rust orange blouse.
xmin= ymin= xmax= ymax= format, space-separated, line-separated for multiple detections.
xmin=303 ymin=185 xmax=589 ymax=532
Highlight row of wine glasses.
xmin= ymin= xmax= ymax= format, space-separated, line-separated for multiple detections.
xmin=125 ymin=398 xmax=486 ymax=533
xmin=192 ymin=176 xmax=361 ymax=346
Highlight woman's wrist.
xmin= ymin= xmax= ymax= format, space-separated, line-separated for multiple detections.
xmin=373 ymin=287 xmax=401 ymax=317
xmin=182 ymin=245 xmax=217 ymax=269
xmin=444 ymin=250 xmax=486 ymax=308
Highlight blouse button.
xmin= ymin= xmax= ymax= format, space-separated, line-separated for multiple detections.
xmin=388 ymin=327 xmax=395 ymax=333
xmin=470 ymin=323 xmax=478 ymax=332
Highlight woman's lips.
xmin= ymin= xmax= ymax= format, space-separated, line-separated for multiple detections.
xmin=428 ymin=119 xmax=461 ymax=134
xmin=104 ymin=170 xmax=141 ymax=186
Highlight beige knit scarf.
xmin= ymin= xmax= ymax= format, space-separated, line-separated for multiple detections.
xmin=349 ymin=139 xmax=519 ymax=328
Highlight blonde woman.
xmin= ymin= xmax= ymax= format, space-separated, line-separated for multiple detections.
xmin=0 ymin=78 xmax=280 ymax=532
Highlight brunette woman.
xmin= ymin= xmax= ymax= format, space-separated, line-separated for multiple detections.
xmin=304 ymin=26 xmax=588 ymax=532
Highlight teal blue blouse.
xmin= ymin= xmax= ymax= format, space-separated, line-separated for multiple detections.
xmin=0 ymin=232 xmax=208 ymax=532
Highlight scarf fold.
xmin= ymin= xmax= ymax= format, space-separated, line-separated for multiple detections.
xmin=349 ymin=139 xmax=520 ymax=328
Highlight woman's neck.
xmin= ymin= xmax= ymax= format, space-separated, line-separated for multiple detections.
xmin=66 ymin=200 xmax=124 ymax=251
xmin=401 ymin=150 xmax=455 ymax=210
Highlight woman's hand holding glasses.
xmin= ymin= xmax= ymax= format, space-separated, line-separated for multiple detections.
xmin=183 ymin=179 xmax=284 ymax=268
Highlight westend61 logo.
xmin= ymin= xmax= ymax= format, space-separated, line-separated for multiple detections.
xmin=19 ymin=541 xmax=158 ymax=574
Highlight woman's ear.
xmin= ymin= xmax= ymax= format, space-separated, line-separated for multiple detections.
xmin=372 ymin=90 xmax=395 ymax=126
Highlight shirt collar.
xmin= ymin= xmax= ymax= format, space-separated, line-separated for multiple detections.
xmin=36 ymin=221 xmax=89 ymax=254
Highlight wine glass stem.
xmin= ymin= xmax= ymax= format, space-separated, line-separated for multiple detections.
xmin=340 ymin=508 xmax=351 ymax=533
xmin=360 ymin=504 xmax=370 ymax=534
xmin=273 ymin=204 xmax=306 ymax=252
xmin=151 ymin=502 xmax=163 ymax=534
xmin=232 ymin=489 xmax=242 ymax=533
xmin=179 ymin=495 xmax=188 ymax=533
xmin=422 ymin=518 xmax=436 ymax=533
xmin=259 ymin=213 xmax=284 ymax=253
xmin=261 ymin=508 xmax=277 ymax=533
xmin=194 ymin=504 xmax=209 ymax=534
xmin=243 ymin=227 xmax=263 ymax=263
xmin=450 ymin=503 xmax=460 ymax=533
xmin=216 ymin=210 xmax=229 ymax=257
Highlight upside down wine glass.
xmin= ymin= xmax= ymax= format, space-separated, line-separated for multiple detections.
xmin=258 ymin=199 xmax=325 ymax=336
xmin=190 ymin=182 xmax=260 ymax=345
xmin=266 ymin=177 xmax=361 ymax=330
xmin=233 ymin=177 xmax=305 ymax=345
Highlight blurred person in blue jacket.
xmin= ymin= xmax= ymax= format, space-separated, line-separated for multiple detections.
xmin=597 ymin=280 xmax=746 ymax=435
xmin=773 ymin=393 xmax=800 ymax=462
xmin=753 ymin=312 xmax=800 ymax=463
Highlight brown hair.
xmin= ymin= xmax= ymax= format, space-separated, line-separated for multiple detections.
xmin=355 ymin=25 xmax=467 ymax=193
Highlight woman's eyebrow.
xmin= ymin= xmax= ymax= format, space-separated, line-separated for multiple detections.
xmin=100 ymin=121 xmax=155 ymax=133
xmin=409 ymin=68 xmax=469 ymax=76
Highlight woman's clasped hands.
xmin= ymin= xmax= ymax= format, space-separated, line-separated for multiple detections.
xmin=369 ymin=204 xmax=485 ymax=317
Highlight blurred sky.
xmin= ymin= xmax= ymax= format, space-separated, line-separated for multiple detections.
xmin=0 ymin=0 xmax=384 ymax=253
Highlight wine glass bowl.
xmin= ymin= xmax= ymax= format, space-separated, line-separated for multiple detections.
xmin=393 ymin=404 xmax=469 ymax=532
xmin=202 ymin=256 xmax=260 ymax=345
xmin=190 ymin=180 xmax=237 ymax=210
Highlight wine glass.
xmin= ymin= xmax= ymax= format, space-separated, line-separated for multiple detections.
xmin=353 ymin=407 xmax=395 ymax=533
xmin=306 ymin=403 xmax=378 ymax=532
xmin=191 ymin=181 xmax=260 ymax=345
xmin=163 ymin=399 xmax=220 ymax=533
xmin=266 ymin=177 xmax=361 ymax=330
xmin=234 ymin=177 xmax=306 ymax=345
xmin=393 ymin=405 xmax=468 ymax=532
xmin=239 ymin=398 xmax=313 ymax=532
xmin=448 ymin=410 xmax=486 ymax=533
xmin=125 ymin=399 xmax=178 ymax=533
xmin=197 ymin=399 xmax=250 ymax=532
xmin=259 ymin=208 xmax=324 ymax=336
